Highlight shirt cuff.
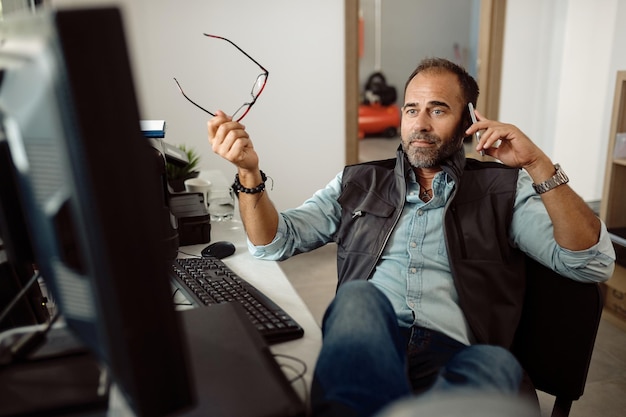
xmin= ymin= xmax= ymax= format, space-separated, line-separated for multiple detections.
xmin=246 ymin=215 xmax=289 ymax=260
xmin=554 ymin=222 xmax=616 ymax=282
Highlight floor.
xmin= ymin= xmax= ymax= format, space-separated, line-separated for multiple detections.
xmin=277 ymin=136 xmax=626 ymax=417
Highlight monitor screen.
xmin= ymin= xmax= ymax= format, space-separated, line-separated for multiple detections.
xmin=0 ymin=6 xmax=193 ymax=416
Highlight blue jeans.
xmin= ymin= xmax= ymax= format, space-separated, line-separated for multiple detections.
xmin=311 ymin=281 xmax=523 ymax=417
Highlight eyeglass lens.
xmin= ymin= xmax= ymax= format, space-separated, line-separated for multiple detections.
xmin=252 ymin=73 xmax=267 ymax=97
xmin=232 ymin=73 xmax=268 ymax=121
xmin=175 ymin=35 xmax=268 ymax=122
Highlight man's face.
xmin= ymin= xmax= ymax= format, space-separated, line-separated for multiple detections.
xmin=400 ymin=70 xmax=466 ymax=168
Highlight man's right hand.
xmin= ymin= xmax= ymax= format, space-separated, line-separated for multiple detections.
xmin=207 ymin=110 xmax=259 ymax=172
xmin=207 ymin=110 xmax=279 ymax=245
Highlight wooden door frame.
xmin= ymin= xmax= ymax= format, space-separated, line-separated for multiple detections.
xmin=345 ymin=0 xmax=360 ymax=165
xmin=344 ymin=0 xmax=507 ymax=165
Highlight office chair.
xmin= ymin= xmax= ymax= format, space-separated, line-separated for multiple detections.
xmin=511 ymin=257 xmax=604 ymax=417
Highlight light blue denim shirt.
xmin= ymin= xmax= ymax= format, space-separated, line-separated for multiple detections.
xmin=249 ymin=169 xmax=615 ymax=345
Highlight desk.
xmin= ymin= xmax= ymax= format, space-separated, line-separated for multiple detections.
xmin=109 ymin=170 xmax=322 ymax=415
xmin=194 ymin=169 xmax=322 ymax=398
xmin=178 ymin=219 xmax=323 ymax=401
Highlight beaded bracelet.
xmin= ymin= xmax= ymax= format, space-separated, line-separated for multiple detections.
xmin=232 ymin=170 xmax=268 ymax=195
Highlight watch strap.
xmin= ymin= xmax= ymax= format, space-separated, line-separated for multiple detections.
xmin=532 ymin=164 xmax=569 ymax=194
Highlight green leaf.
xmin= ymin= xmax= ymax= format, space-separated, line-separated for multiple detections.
xmin=165 ymin=144 xmax=201 ymax=180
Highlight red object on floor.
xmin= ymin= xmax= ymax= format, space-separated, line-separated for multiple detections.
xmin=358 ymin=103 xmax=400 ymax=139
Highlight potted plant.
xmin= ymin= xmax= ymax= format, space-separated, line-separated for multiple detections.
xmin=166 ymin=144 xmax=201 ymax=192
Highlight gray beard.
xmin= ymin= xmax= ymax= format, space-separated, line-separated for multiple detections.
xmin=402 ymin=132 xmax=463 ymax=168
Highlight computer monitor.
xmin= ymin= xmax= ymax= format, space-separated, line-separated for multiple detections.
xmin=0 ymin=136 xmax=49 ymax=331
xmin=0 ymin=6 xmax=194 ymax=416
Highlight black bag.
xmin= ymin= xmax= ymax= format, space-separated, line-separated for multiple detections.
xmin=363 ymin=72 xmax=397 ymax=106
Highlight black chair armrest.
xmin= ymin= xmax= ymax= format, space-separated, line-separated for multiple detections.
xmin=512 ymin=257 xmax=603 ymax=403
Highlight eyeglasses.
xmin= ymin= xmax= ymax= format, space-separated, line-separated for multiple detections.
xmin=174 ymin=34 xmax=269 ymax=122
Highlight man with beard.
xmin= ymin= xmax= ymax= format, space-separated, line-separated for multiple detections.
xmin=207 ymin=58 xmax=615 ymax=417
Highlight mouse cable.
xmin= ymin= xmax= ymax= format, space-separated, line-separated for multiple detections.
xmin=177 ymin=250 xmax=201 ymax=258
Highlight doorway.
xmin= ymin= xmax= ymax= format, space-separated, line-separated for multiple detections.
xmin=344 ymin=0 xmax=506 ymax=165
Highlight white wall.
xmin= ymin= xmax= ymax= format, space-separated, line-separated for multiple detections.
xmin=500 ymin=0 xmax=625 ymax=202
xmin=358 ymin=0 xmax=480 ymax=104
xmin=48 ymin=0 xmax=626 ymax=206
xmin=51 ymin=0 xmax=346 ymax=211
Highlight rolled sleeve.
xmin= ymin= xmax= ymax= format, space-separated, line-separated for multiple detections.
xmin=511 ymin=171 xmax=615 ymax=283
xmin=548 ymin=224 xmax=615 ymax=283
xmin=247 ymin=173 xmax=344 ymax=261
xmin=247 ymin=215 xmax=291 ymax=260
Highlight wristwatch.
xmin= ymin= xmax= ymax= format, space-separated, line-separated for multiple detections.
xmin=532 ymin=164 xmax=569 ymax=194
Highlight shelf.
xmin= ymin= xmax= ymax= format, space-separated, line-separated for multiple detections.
xmin=601 ymin=70 xmax=626 ymax=226
xmin=601 ymin=264 xmax=626 ymax=332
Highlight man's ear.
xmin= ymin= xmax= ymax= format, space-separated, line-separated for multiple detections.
xmin=463 ymin=106 xmax=474 ymax=132
xmin=459 ymin=107 xmax=473 ymax=142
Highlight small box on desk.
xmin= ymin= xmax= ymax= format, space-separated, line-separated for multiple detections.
xmin=140 ymin=119 xmax=166 ymax=138
xmin=601 ymin=264 xmax=626 ymax=332
xmin=178 ymin=214 xmax=211 ymax=246
xmin=169 ymin=192 xmax=211 ymax=246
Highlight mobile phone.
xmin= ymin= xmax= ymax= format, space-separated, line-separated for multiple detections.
xmin=468 ymin=103 xmax=483 ymax=156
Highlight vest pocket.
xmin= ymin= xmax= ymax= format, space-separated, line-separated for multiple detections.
xmin=336 ymin=183 xmax=395 ymax=250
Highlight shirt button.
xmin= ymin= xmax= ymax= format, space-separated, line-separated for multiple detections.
xmin=418 ymin=210 xmax=424 ymax=216
xmin=410 ymin=268 xmax=417 ymax=274
xmin=410 ymin=242 xmax=417 ymax=248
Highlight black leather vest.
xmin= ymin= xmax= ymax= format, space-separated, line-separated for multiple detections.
xmin=334 ymin=148 xmax=526 ymax=347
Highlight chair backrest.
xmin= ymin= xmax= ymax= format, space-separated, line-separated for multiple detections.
xmin=511 ymin=257 xmax=603 ymax=416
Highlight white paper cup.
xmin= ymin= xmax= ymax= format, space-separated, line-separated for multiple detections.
xmin=184 ymin=178 xmax=212 ymax=208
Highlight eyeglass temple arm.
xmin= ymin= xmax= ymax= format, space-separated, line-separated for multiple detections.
xmin=173 ymin=77 xmax=215 ymax=116
xmin=203 ymin=33 xmax=269 ymax=74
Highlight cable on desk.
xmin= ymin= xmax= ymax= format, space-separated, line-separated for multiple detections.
xmin=11 ymin=312 xmax=60 ymax=360
xmin=0 ymin=271 xmax=41 ymax=328
xmin=0 ymin=309 xmax=61 ymax=366
xmin=177 ymin=250 xmax=201 ymax=258
xmin=274 ymin=353 xmax=307 ymax=382
xmin=171 ymin=288 xmax=192 ymax=306
xmin=273 ymin=353 xmax=309 ymax=408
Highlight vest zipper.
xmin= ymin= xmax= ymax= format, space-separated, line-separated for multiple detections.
xmin=363 ymin=184 xmax=406 ymax=281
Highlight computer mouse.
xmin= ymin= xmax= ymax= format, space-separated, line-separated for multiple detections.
xmin=201 ymin=241 xmax=236 ymax=259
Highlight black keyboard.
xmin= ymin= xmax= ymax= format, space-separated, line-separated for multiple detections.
xmin=170 ymin=256 xmax=304 ymax=344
